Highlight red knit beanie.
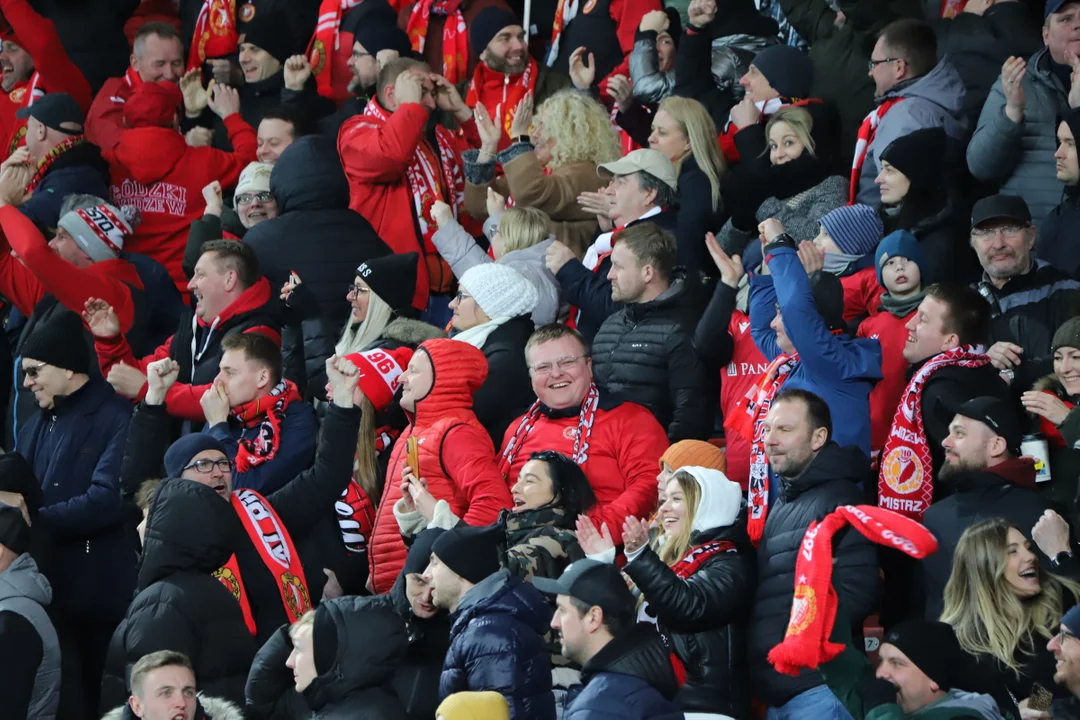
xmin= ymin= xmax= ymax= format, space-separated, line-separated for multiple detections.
xmin=343 ymin=347 xmax=414 ymax=412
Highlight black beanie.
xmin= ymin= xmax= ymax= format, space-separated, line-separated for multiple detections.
xmin=878 ymin=127 xmax=947 ymax=192
xmin=354 ymin=21 xmax=412 ymax=58
xmin=20 ymin=311 xmax=90 ymax=375
xmin=470 ymin=6 xmax=521 ymax=56
xmin=356 ymin=252 xmax=420 ymax=313
xmin=883 ymin=620 xmax=962 ymax=690
xmin=342 ymin=0 xmax=398 ymax=35
xmin=808 ymin=271 xmax=846 ymax=333
xmin=405 ymin=528 xmax=446 ymax=575
xmin=164 ymin=433 xmax=228 ymax=478
xmin=239 ymin=12 xmax=300 ymax=64
xmin=0 ymin=504 xmax=29 ymax=555
xmin=312 ymin=606 xmax=338 ymax=677
xmin=1061 ymin=107 xmax=1080 ymax=151
xmin=751 ymin=45 xmax=813 ymax=99
xmin=432 ymin=525 xmax=502 ymax=585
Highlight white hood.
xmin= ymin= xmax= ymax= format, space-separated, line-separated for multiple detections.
xmin=678 ymin=466 xmax=743 ymax=533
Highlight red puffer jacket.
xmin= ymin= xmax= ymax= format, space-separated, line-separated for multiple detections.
xmin=369 ymin=338 xmax=512 ymax=593
xmin=499 ymin=396 xmax=668 ymax=545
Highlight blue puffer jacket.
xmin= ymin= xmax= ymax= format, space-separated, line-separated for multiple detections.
xmin=16 ymin=376 xmax=135 ymax=622
xmin=564 ymin=623 xmax=683 ymax=720
xmin=440 ymin=570 xmax=555 ymax=720
xmin=749 ymin=244 xmax=882 ymax=456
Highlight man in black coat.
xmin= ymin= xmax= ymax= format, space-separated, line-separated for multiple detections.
xmin=591 ymin=222 xmax=712 ymax=441
xmin=919 ymin=395 xmax=1067 ymax=620
xmin=1040 ymin=109 xmax=1080 ymax=279
xmin=243 ymin=134 xmax=391 ymax=393
xmin=749 ymin=388 xmax=880 ymax=715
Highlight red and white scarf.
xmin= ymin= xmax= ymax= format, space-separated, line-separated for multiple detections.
xmin=877 ymin=345 xmax=989 ymax=520
xmin=214 ymin=489 xmax=312 ymax=636
xmin=309 ymin=0 xmax=365 ymax=99
xmin=123 ymin=66 xmax=144 ymax=91
xmin=499 ymin=382 xmax=600 ymax=478
xmin=231 ymin=379 xmax=303 ymax=473
xmin=406 ymin=0 xmax=468 ymax=84
xmin=724 ymin=353 xmax=799 ymax=546
xmin=768 ymin=505 xmax=937 ymax=675
xmin=26 ymin=135 xmax=84 ymax=192
xmin=465 ymin=57 xmax=537 ymax=151
xmin=849 ymin=97 xmax=904 ymax=204
xmin=188 ymin=0 xmax=239 ymax=71
xmin=546 ymin=0 xmax=582 ymax=67
xmin=363 ymin=98 xmax=465 ymax=264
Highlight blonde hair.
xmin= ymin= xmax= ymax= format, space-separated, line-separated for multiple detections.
xmin=654 ymin=470 xmax=702 ymax=567
xmin=352 ymin=393 xmax=381 ymax=501
xmin=497 ymin=207 xmax=551 ymax=255
xmin=289 ymin=610 xmax=316 ymax=639
xmin=941 ymin=518 xmax=1080 ymax=675
xmin=765 ymin=106 xmax=816 ymax=158
xmin=336 ymin=287 xmax=394 ymax=356
xmin=536 ymin=90 xmax=621 ymax=170
xmin=657 ymin=96 xmax=726 ymax=211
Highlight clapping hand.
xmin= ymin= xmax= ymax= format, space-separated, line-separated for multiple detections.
xmin=474 ymin=102 xmax=502 ymax=158
xmin=797 ymin=240 xmax=825 ymax=275
xmin=1002 ymin=56 xmax=1027 ymax=121
xmin=705 ymin=232 xmax=744 ymax=289
xmin=207 ymin=81 xmax=241 ymax=119
xmin=509 ymin=91 xmax=534 ymax=138
xmin=569 ymin=46 xmax=596 ymax=90
xmin=180 ymin=68 xmax=208 ymax=116
xmin=575 ymin=515 xmax=615 ymax=556
xmin=82 ymin=298 xmax=121 ymax=338
xmin=621 ymin=516 xmax=650 ymax=554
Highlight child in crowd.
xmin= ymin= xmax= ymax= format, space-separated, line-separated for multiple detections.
xmin=812 ymin=203 xmax=886 ymax=323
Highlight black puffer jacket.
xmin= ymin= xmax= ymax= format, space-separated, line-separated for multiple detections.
xmin=244 ymin=135 xmax=391 ymax=393
xmin=622 ymin=523 xmax=754 ymax=717
xmin=468 ymin=315 xmax=535 ymax=445
xmin=301 ymin=598 xmax=408 ymax=719
xmin=1039 ymin=185 xmax=1080 ymax=280
xmin=100 ymin=480 xmax=257 ymax=714
xmin=748 ymin=443 xmax=880 ymax=707
xmin=591 ymin=275 xmax=713 ymax=441
xmin=979 ymin=260 xmax=1080 ymax=392
xmin=32 ymin=0 xmax=138 ymax=92
xmin=441 ymin=570 xmax=555 ymax=719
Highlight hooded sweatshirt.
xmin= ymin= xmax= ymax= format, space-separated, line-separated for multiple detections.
xmin=0 ymin=552 xmax=59 ymax=720
xmin=105 ymin=114 xmax=257 ymax=292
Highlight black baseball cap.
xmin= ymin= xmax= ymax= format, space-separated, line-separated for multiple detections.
xmin=532 ymin=559 xmax=635 ymax=617
xmin=16 ymin=92 xmax=84 ymax=134
xmin=935 ymin=396 xmax=1023 ymax=455
xmin=1046 ymin=0 xmax=1080 ymax=19
xmin=970 ymin=194 xmax=1031 ymax=231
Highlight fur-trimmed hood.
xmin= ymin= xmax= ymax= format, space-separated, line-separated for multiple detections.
xmin=101 ymin=694 xmax=244 ymax=720
xmin=380 ymin=317 xmax=446 ymax=347
xmin=1035 ymin=374 xmax=1075 ymax=400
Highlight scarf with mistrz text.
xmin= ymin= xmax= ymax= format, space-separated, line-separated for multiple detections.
xmin=877 ymin=345 xmax=988 ymax=521
xmin=849 ymin=97 xmax=904 ymax=203
xmin=499 ymin=382 xmax=600 ymax=478
xmin=724 ymin=353 xmax=798 ymax=546
xmin=406 ymin=0 xmax=469 ymax=84
xmin=231 ymin=379 xmax=302 ymax=473
xmin=768 ymin=505 xmax=937 ymax=675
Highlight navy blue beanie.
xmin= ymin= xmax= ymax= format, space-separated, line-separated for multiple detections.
xmin=164 ymin=433 xmax=228 ymax=478
xmin=1062 ymin=605 xmax=1080 ymax=635
xmin=875 ymin=230 xmax=928 ymax=287
xmin=819 ymin=204 xmax=884 ymax=256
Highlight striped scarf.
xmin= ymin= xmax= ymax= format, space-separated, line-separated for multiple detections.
xmin=849 ymin=97 xmax=904 ymax=203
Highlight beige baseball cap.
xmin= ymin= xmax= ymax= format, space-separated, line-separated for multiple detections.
xmin=597 ymin=148 xmax=678 ymax=191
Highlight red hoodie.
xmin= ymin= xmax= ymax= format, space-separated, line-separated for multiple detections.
xmin=104 ymin=114 xmax=257 ymax=292
xmin=94 ymin=277 xmax=278 ymax=421
xmin=0 ymin=205 xmax=142 ymax=326
xmin=85 ymin=69 xmax=142 ymax=153
xmin=720 ymin=308 xmax=769 ymax=489
xmin=857 ymin=307 xmax=913 ymax=455
xmin=0 ymin=0 xmax=92 ymax=156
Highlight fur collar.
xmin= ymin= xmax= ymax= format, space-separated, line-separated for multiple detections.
xmin=100 ymin=694 xmax=245 ymax=720
xmin=380 ymin=317 xmax=446 ymax=346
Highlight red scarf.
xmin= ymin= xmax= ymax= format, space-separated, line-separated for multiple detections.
xmin=124 ymin=66 xmax=144 ymax=91
xmin=499 ymin=382 xmax=600 ymax=479
xmin=5 ymin=73 xmax=44 ymax=156
xmin=546 ymin=0 xmax=582 ymax=68
xmin=231 ymin=379 xmax=302 ymax=473
xmin=878 ymin=345 xmax=989 ymax=520
xmin=940 ymin=0 xmax=967 ymax=16
xmin=406 ymin=0 xmax=468 ymax=85
xmin=188 ymin=0 xmax=239 ymax=72
xmin=1036 ymin=390 xmax=1073 ymax=446
xmin=213 ymin=489 xmax=312 ymax=636
xmin=465 ymin=57 xmax=538 ymax=151
xmin=25 ymin=135 xmax=84 ymax=192
xmin=724 ymin=354 xmax=799 ymax=546
xmin=673 ymin=540 xmax=737 ymax=579
xmin=309 ymin=0 xmax=365 ymax=99
xmin=768 ymin=505 xmax=937 ymax=675
xmin=849 ymin=97 xmax=904 ymax=204
xmin=336 ymin=481 xmax=376 ymax=554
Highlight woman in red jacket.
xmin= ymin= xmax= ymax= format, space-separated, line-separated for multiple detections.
xmin=367 ymin=337 xmax=512 ymax=593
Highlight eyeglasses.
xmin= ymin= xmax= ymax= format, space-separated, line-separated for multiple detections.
xmin=182 ymin=458 xmax=234 ymax=474
xmin=22 ymin=361 xmax=46 ymax=379
xmin=454 ymin=291 xmax=473 ymax=303
xmin=236 ymin=192 xmax=272 ymax=205
xmin=868 ymin=57 xmax=899 ymax=70
xmin=971 ymin=225 xmax=1027 ymax=239
xmin=347 ymin=284 xmax=370 ymax=298
xmin=528 ymin=355 xmax=586 ymax=375
xmin=1058 ymin=627 xmax=1077 ymax=645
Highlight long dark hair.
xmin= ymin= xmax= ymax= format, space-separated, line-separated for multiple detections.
xmin=530 ymin=451 xmax=597 ymax=519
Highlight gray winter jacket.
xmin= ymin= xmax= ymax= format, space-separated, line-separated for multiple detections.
xmin=855 ymin=57 xmax=968 ymax=206
xmin=967 ymin=46 xmax=1068 ymax=227
xmin=430 ymin=218 xmax=560 ymax=326
xmin=0 ymin=552 xmax=59 ymax=720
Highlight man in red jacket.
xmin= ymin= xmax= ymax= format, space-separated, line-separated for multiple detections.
xmin=85 ymin=22 xmax=189 ymax=152
xmin=498 ymin=323 xmax=667 ymax=545
xmin=338 ymin=56 xmax=477 ymax=318
xmin=104 ymin=79 xmax=257 ymax=293
xmin=0 ymin=0 xmax=93 ymax=158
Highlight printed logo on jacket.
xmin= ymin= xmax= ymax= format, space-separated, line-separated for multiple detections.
xmin=111 ymin=180 xmax=188 ymax=216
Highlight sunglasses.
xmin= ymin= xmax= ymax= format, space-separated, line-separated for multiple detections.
xmin=22 ymin=361 xmax=47 ymax=379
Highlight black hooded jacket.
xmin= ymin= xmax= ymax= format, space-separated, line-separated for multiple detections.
xmin=243 ymin=135 xmax=391 ymax=392
xmin=100 ymin=480 xmax=258 ymax=714
xmin=748 ymin=443 xmax=880 ymax=706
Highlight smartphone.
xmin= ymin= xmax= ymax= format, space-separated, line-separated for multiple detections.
xmin=406 ymin=437 xmax=420 ymax=478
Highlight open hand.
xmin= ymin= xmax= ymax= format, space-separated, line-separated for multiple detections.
xmin=82 ymin=298 xmax=120 ymax=338
xmin=705 ymin=233 xmax=744 ymax=289
xmin=474 ymin=102 xmax=502 ymax=156
xmin=1002 ymin=56 xmax=1027 ymax=120
xmin=577 ymin=190 xmax=613 ymax=218
xmin=639 ymin=9 xmax=669 ymax=32
xmin=575 ymin=515 xmax=615 ymax=556
xmin=207 ymin=82 xmax=241 ymax=119
xmin=180 ymin=68 xmax=208 ymax=115
xmin=621 ymin=515 xmax=651 ymax=554
xmin=569 ymin=47 xmax=596 ymax=90
xmin=509 ymin=91 xmax=534 ymax=138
